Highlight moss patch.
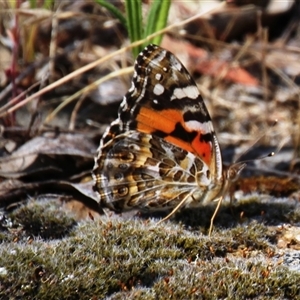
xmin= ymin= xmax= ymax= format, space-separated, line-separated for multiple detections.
xmin=0 ymin=199 xmax=300 ymax=299
xmin=0 ymin=200 xmax=300 ymax=299
xmin=1 ymin=200 xmax=76 ymax=242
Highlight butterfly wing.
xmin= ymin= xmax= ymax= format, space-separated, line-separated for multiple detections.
xmin=94 ymin=131 xmax=216 ymax=211
xmin=93 ymin=44 xmax=224 ymax=211
xmin=119 ymin=44 xmax=222 ymax=181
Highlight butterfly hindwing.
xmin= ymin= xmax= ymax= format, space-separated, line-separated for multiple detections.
xmin=93 ymin=131 xmax=215 ymax=212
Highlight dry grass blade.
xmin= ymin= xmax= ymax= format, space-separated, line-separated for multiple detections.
xmin=0 ymin=2 xmax=225 ymax=119
xmin=43 ymin=66 xmax=133 ymax=125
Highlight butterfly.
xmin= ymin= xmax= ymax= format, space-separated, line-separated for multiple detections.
xmin=93 ymin=44 xmax=245 ymax=226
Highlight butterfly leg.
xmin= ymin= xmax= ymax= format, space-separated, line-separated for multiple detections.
xmin=208 ymin=196 xmax=223 ymax=236
xmin=156 ymin=191 xmax=194 ymax=225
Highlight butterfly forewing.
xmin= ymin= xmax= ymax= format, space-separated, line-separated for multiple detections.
xmin=120 ymin=45 xmax=219 ymax=167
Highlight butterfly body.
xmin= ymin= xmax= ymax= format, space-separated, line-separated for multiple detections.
xmin=93 ymin=44 xmax=240 ymax=216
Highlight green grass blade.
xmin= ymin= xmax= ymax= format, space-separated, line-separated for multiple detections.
xmin=43 ymin=0 xmax=55 ymax=10
xmin=95 ymin=0 xmax=127 ymax=28
xmin=29 ymin=0 xmax=54 ymax=9
xmin=29 ymin=0 xmax=37 ymax=8
xmin=144 ymin=0 xmax=170 ymax=46
xmin=125 ymin=0 xmax=143 ymax=57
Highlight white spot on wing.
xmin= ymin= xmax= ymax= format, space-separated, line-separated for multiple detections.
xmin=153 ymin=83 xmax=165 ymax=95
xmin=170 ymin=55 xmax=182 ymax=71
xmin=172 ymin=72 xmax=179 ymax=81
xmin=128 ymin=81 xmax=135 ymax=92
xmin=185 ymin=120 xmax=213 ymax=134
xmin=155 ymin=50 xmax=167 ymax=63
xmin=171 ymin=86 xmax=199 ymax=100
xmin=155 ymin=73 xmax=162 ymax=81
xmin=120 ymin=96 xmax=128 ymax=110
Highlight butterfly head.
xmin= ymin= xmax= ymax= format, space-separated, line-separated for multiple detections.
xmin=225 ymin=162 xmax=246 ymax=183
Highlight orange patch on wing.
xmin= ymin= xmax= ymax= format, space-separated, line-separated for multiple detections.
xmin=191 ymin=132 xmax=212 ymax=165
xmin=136 ymin=107 xmax=212 ymax=165
xmin=136 ymin=107 xmax=183 ymax=133
xmin=137 ymin=123 xmax=156 ymax=133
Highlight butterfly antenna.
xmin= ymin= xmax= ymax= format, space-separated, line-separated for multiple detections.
xmin=233 ymin=133 xmax=291 ymax=168
xmin=234 ymin=119 xmax=278 ymax=164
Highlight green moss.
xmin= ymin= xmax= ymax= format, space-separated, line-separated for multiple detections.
xmin=0 ymin=216 xmax=299 ymax=299
xmin=0 ymin=213 xmax=12 ymax=243
xmin=150 ymin=260 xmax=300 ymax=299
xmin=0 ymin=195 xmax=299 ymax=298
xmin=8 ymin=200 xmax=76 ymax=240
xmin=285 ymin=206 xmax=300 ymax=224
